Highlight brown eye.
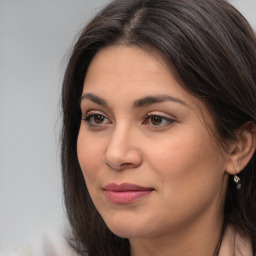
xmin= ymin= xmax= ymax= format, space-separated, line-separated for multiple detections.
xmin=150 ymin=116 xmax=163 ymax=125
xmin=94 ymin=114 xmax=105 ymax=124
xmin=83 ymin=113 xmax=110 ymax=127
xmin=143 ymin=114 xmax=175 ymax=127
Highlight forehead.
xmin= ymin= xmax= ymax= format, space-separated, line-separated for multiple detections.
xmin=84 ymin=45 xmax=187 ymax=97
xmin=83 ymin=45 xmax=201 ymax=109
xmin=85 ymin=45 xmax=170 ymax=83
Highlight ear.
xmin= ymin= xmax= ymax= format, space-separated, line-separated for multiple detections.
xmin=225 ymin=122 xmax=256 ymax=175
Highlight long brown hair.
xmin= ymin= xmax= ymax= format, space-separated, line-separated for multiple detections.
xmin=61 ymin=0 xmax=256 ymax=255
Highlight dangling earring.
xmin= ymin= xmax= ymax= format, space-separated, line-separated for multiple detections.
xmin=234 ymin=173 xmax=241 ymax=190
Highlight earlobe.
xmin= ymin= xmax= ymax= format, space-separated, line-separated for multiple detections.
xmin=225 ymin=122 xmax=256 ymax=175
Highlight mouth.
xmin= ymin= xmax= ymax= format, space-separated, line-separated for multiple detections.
xmin=103 ymin=183 xmax=155 ymax=204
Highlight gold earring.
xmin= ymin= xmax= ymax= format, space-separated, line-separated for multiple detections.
xmin=234 ymin=173 xmax=241 ymax=190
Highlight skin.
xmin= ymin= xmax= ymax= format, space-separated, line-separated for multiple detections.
xmin=77 ymin=45 xmax=233 ymax=256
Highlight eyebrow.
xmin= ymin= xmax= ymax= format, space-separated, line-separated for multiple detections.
xmin=80 ymin=93 xmax=108 ymax=106
xmin=133 ymin=95 xmax=189 ymax=108
xmin=80 ymin=93 xmax=189 ymax=108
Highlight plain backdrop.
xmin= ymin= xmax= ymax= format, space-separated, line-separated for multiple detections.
xmin=0 ymin=0 xmax=255 ymax=255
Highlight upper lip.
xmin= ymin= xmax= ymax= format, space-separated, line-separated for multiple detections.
xmin=104 ymin=183 xmax=154 ymax=192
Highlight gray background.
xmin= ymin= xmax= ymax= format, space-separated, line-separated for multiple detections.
xmin=0 ymin=0 xmax=255 ymax=254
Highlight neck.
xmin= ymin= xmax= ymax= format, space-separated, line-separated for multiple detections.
xmin=129 ymin=208 xmax=224 ymax=256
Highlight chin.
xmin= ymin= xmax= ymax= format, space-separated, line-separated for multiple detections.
xmin=103 ymin=214 xmax=151 ymax=239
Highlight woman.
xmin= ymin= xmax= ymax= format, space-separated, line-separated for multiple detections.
xmin=61 ymin=0 xmax=256 ymax=255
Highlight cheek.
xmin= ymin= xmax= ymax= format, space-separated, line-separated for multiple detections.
xmin=141 ymin=133 xmax=227 ymax=231
xmin=77 ymin=130 xmax=104 ymax=183
xmin=147 ymin=126 xmax=226 ymax=198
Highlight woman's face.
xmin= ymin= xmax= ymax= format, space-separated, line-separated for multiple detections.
xmin=77 ymin=45 xmax=230 ymax=240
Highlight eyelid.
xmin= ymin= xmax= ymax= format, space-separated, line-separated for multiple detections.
xmin=82 ymin=110 xmax=108 ymax=119
xmin=143 ymin=111 xmax=177 ymax=128
xmin=81 ymin=110 xmax=112 ymax=127
xmin=144 ymin=111 xmax=177 ymax=120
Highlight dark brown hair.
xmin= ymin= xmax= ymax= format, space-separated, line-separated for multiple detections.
xmin=61 ymin=0 xmax=256 ymax=255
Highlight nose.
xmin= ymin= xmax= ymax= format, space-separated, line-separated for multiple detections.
xmin=103 ymin=125 xmax=143 ymax=171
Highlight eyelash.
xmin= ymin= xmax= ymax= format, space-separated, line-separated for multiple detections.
xmin=82 ymin=112 xmax=111 ymax=127
xmin=143 ymin=114 xmax=175 ymax=127
xmin=82 ymin=112 xmax=176 ymax=128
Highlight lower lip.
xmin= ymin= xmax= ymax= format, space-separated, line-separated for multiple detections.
xmin=105 ymin=190 xmax=153 ymax=204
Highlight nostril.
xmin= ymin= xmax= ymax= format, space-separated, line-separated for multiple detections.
xmin=120 ymin=162 xmax=132 ymax=166
xmin=120 ymin=162 xmax=135 ymax=169
xmin=104 ymin=161 xmax=133 ymax=171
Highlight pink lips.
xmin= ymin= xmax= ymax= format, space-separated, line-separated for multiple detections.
xmin=104 ymin=183 xmax=154 ymax=204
